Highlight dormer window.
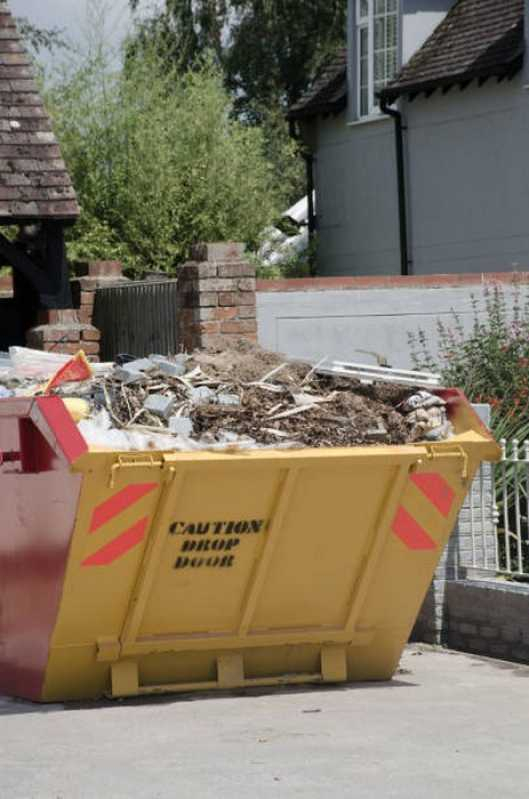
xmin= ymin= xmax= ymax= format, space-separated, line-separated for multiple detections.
xmin=357 ymin=0 xmax=399 ymax=117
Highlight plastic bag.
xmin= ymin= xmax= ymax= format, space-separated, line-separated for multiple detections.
xmin=44 ymin=351 xmax=93 ymax=394
xmin=9 ymin=347 xmax=71 ymax=380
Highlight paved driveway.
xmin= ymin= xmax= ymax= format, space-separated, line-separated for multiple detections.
xmin=1 ymin=645 xmax=528 ymax=798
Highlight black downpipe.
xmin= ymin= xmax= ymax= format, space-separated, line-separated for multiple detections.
xmin=380 ymin=99 xmax=410 ymax=276
xmin=303 ymin=152 xmax=316 ymax=241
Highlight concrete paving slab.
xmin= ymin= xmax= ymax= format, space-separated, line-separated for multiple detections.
xmin=1 ymin=645 xmax=529 ymax=799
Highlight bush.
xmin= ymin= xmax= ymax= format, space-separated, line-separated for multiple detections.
xmin=46 ymin=49 xmax=287 ymax=275
xmin=408 ymin=283 xmax=529 ymax=443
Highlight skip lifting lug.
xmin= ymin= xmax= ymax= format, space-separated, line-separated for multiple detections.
xmin=425 ymin=443 xmax=469 ymax=483
xmin=109 ymin=454 xmax=165 ymax=488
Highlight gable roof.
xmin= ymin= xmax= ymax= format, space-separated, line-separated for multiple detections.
xmin=380 ymin=0 xmax=524 ymax=103
xmin=288 ymin=49 xmax=347 ymax=121
xmin=0 ymin=1 xmax=79 ymax=223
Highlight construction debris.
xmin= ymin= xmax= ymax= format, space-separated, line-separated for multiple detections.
xmin=0 ymin=343 xmax=453 ymax=452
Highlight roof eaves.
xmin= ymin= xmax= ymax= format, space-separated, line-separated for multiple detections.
xmin=379 ymin=53 xmax=524 ymax=104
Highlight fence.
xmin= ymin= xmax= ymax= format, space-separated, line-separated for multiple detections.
xmin=464 ymin=440 xmax=529 ymax=578
xmin=93 ymin=280 xmax=181 ymax=362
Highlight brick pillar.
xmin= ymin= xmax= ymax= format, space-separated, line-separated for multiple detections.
xmin=179 ymin=243 xmax=257 ymax=351
xmin=70 ymin=260 xmax=127 ymax=326
xmin=25 ymin=309 xmax=101 ymax=360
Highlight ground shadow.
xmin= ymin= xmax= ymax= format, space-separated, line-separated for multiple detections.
xmin=0 ymin=676 xmax=418 ymax=718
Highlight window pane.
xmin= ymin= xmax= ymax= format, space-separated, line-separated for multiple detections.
xmin=360 ymin=25 xmax=368 ymax=57
xmin=360 ymin=88 xmax=369 ymax=116
xmin=374 ymin=51 xmax=385 ymax=82
xmin=387 ymin=0 xmax=397 ymax=11
xmin=359 ymin=0 xmax=369 ymax=18
xmin=375 ymin=0 xmax=386 ymax=14
xmin=386 ymin=48 xmax=398 ymax=81
xmin=387 ymin=14 xmax=398 ymax=47
xmin=360 ymin=56 xmax=368 ymax=86
xmin=374 ymin=18 xmax=385 ymax=50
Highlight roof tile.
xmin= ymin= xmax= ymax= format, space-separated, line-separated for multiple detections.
xmin=381 ymin=0 xmax=524 ymax=101
xmin=0 ymin=1 xmax=79 ymax=221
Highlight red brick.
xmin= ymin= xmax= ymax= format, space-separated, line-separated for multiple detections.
xmin=238 ymin=305 xmax=257 ymax=319
xmin=238 ymin=278 xmax=256 ymax=292
xmin=197 ymin=321 xmax=221 ymax=335
xmin=199 ymin=278 xmax=237 ymax=293
xmin=80 ymin=291 xmax=95 ymax=307
xmin=81 ymin=341 xmax=100 ymax=355
xmin=78 ymin=308 xmax=93 ymax=324
xmin=213 ymin=306 xmax=239 ymax=321
xmin=218 ymin=292 xmax=238 ymax=306
xmin=63 ymin=341 xmax=82 ymax=355
xmin=217 ymin=262 xmax=256 ymax=278
xmin=38 ymin=309 xmax=78 ymax=325
xmin=220 ymin=320 xmax=257 ymax=334
xmin=191 ymin=242 xmax=245 ymax=262
xmin=81 ymin=327 xmax=101 ymax=342
xmin=238 ymin=292 xmax=256 ymax=306
xmin=197 ymin=292 xmax=218 ymax=307
xmin=40 ymin=328 xmax=66 ymax=343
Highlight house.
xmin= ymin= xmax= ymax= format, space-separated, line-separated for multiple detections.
xmin=0 ymin=0 xmax=79 ymax=349
xmin=289 ymin=0 xmax=528 ymax=277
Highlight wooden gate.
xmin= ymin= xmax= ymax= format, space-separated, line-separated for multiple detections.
xmin=93 ymin=280 xmax=181 ymax=361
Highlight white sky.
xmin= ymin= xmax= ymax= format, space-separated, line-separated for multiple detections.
xmin=9 ymin=0 xmax=155 ymax=52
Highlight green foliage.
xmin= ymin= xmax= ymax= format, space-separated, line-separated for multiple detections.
xmin=127 ymin=0 xmax=344 ymax=205
xmin=409 ymin=285 xmax=529 ymax=572
xmin=46 ymin=48 xmax=285 ymax=274
xmin=128 ymin=0 xmax=227 ymax=74
xmin=408 ymin=284 xmax=529 ymax=443
xmin=226 ymin=0 xmax=347 ymax=115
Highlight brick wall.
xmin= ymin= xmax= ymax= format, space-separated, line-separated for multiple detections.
xmin=445 ymin=581 xmax=529 ymax=663
xmin=24 ymin=261 xmax=125 ymax=361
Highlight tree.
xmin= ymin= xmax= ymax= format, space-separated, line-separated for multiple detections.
xmin=227 ymin=0 xmax=347 ymax=117
xmin=128 ymin=0 xmax=228 ymax=73
xmin=16 ymin=18 xmax=68 ymax=54
xmin=128 ymin=0 xmax=347 ymax=116
xmin=46 ymin=49 xmax=287 ymax=273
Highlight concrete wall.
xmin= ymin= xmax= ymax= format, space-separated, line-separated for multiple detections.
xmin=315 ymin=12 xmax=529 ymax=277
xmin=257 ymin=274 xmax=525 ymax=369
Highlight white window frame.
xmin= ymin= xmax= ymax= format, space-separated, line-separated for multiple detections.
xmin=355 ymin=0 xmax=400 ymax=120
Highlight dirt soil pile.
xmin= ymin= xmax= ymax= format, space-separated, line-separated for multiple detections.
xmin=0 ymin=342 xmax=451 ymax=451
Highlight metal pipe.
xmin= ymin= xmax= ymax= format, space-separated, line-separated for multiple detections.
xmin=380 ymin=98 xmax=411 ymax=276
xmin=303 ymin=152 xmax=316 ymax=242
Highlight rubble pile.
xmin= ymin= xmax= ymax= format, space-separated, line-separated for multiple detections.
xmin=0 ymin=343 xmax=453 ymax=452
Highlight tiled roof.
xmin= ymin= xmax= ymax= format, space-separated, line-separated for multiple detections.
xmin=380 ymin=0 xmax=524 ymax=102
xmin=288 ymin=49 xmax=347 ymax=120
xmin=0 ymin=1 xmax=79 ymax=222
